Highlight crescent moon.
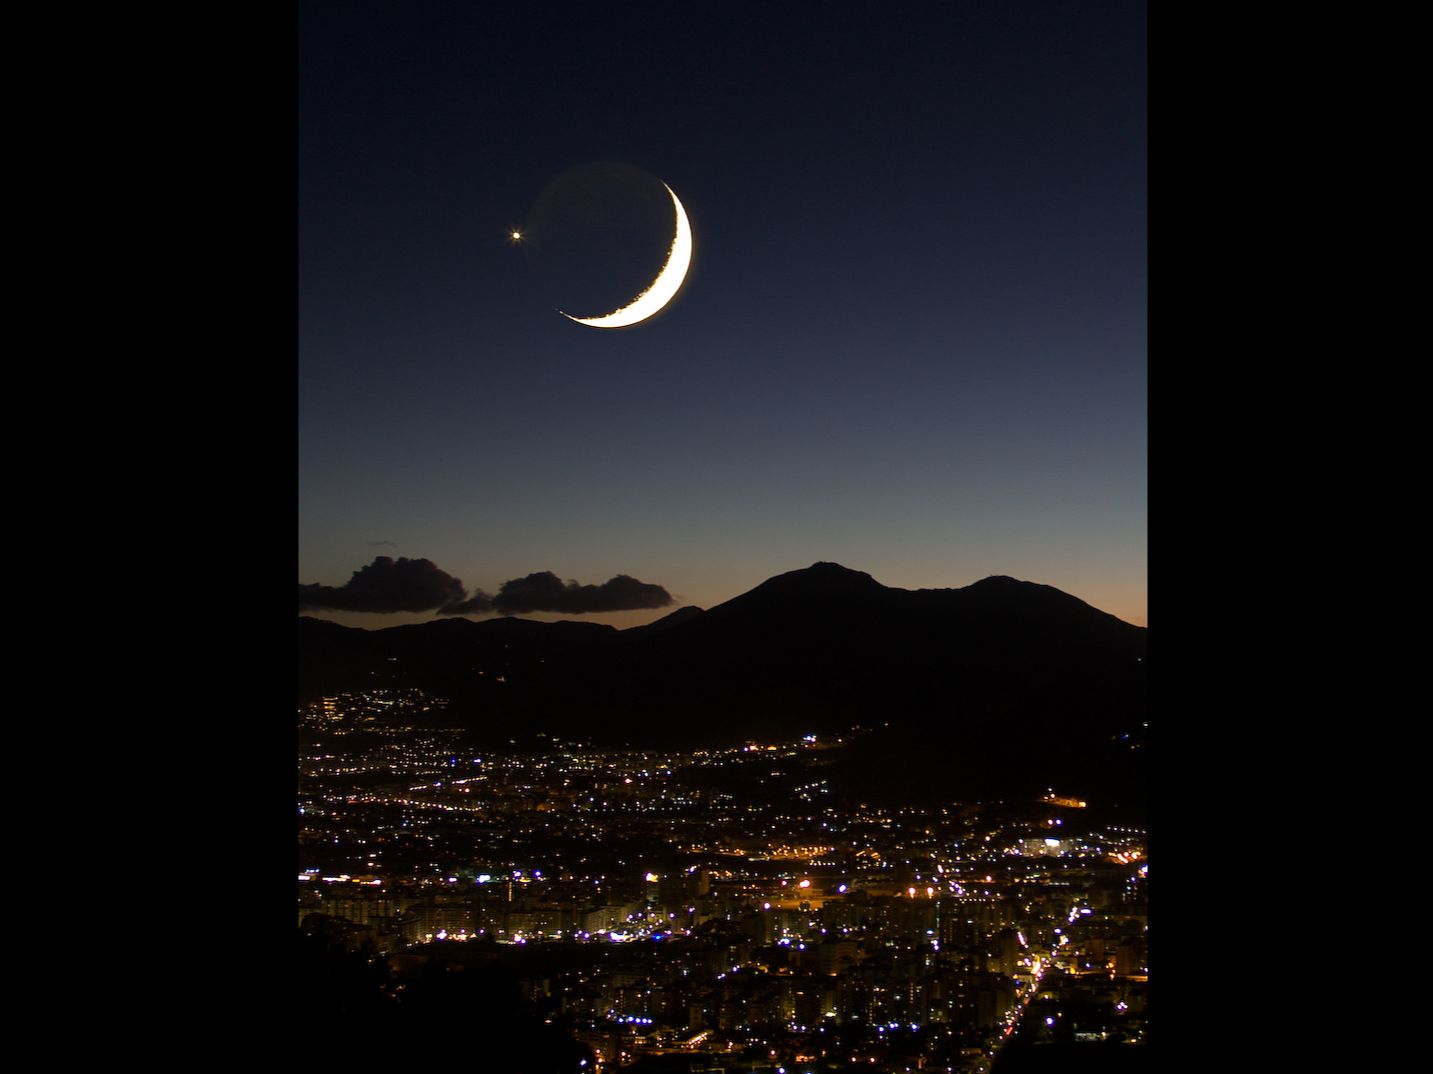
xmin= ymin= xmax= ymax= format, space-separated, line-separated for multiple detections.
xmin=560 ymin=182 xmax=692 ymax=329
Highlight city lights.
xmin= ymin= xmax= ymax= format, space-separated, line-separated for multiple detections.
xmin=299 ymin=691 xmax=1147 ymax=1063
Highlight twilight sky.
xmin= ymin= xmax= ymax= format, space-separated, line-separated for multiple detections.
xmin=298 ymin=1 xmax=1147 ymax=629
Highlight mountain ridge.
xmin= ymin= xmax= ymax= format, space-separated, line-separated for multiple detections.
xmin=299 ymin=563 xmax=1146 ymax=807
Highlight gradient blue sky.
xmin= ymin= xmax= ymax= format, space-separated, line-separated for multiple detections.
xmin=299 ymin=2 xmax=1146 ymax=629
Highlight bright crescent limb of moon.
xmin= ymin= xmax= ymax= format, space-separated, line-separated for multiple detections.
xmin=560 ymin=182 xmax=692 ymax=328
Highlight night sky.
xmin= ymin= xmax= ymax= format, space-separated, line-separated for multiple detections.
xmin=299 ymin=2 xmax=1146 ymax=629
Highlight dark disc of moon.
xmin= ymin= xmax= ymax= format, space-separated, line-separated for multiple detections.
xmin=521 ymin=162 xmax=676 ymax=319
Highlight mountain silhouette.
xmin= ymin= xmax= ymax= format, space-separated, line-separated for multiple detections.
xmin=299 ymin=563 xmax=1146 ymax=809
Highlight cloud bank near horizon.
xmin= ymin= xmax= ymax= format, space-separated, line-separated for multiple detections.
xmin=298 ymin=556 xmax=673 ymax=617
xmin=298 ymin=556 xmax=466 ymax=614
xmin=468 ymin=571 xmax=673 ymax=616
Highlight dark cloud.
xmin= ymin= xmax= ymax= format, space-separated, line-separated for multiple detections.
xmin=366 ymin=540 xmax=398 ymax=548
xmin=490 ymin=571 xmax=674 ymax=615
xmin=303 ymin=557 xmax=674 ymax=618
xmin=299 ymin=556 xmax=467 ymax=613
xmin=438 ymin=591 xmax=495 ymax=616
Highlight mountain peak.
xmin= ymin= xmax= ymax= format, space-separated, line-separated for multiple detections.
xmin=808 ymin=560 xmax=867 ymax=574
xmin=969 ymin=574 xmax=1020 ymax=586
xmin=698 ymin=561 xmax=888 ymax=623
xmin=743 ymin=562 xmax=887 ymax=599
xmin=779 ymin=562 xmax=883 ymax=587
